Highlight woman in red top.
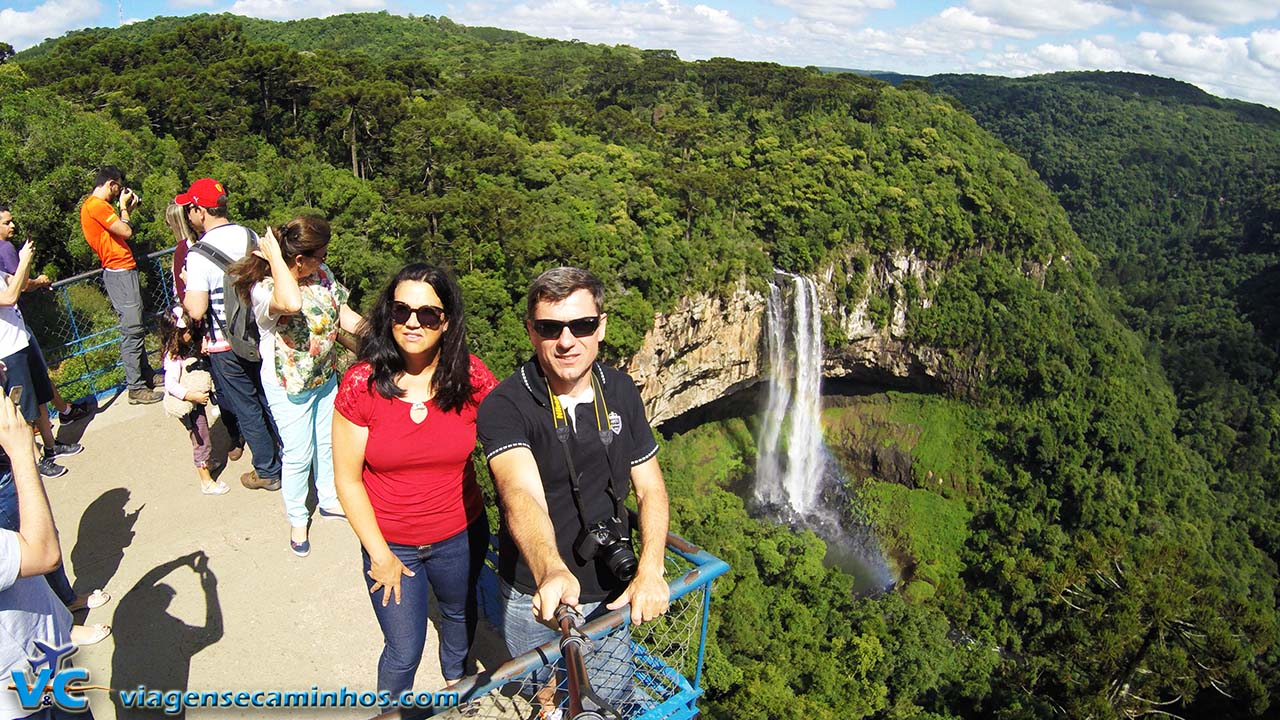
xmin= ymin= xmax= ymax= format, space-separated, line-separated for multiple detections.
xmin=333 ymin=262 xmax=496 ymax=697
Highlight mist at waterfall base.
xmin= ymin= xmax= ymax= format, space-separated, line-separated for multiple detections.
xmin=752 ymin=274 xmax=896 ymax=596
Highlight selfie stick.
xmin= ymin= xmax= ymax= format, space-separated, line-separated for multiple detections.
xmin=555 ymin=604 xmax=622 ymax=720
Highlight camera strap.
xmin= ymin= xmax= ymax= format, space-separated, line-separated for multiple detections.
xmin=545 ymin=369 xmax=626 ymax=529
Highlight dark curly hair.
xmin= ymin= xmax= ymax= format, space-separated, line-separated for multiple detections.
xmin=357 ymin=262 xmax=473 ymax=413
xmin=158 ymin=306 xmax=205 ymax=361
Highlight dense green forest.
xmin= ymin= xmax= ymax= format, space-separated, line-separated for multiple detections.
xmin=925 ymin=70 xmax=1280 ymax=714
xmin=4 ymin=13 xmax=1277 ymax=719
xmin=927 ymin=71 xmax=1280 ymax=554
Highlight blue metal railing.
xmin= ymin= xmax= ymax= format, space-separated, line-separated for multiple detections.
xmin=27 ymin=247 xmax=176 ymax=403
xmin=380 ymin=532 xmax=728 ymax=719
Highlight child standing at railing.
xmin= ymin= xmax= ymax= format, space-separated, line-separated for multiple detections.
xmin=159 ymin=307 xmax=228 ymax=495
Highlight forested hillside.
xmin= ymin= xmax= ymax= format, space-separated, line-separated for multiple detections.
xmin=928 ymin=70 xmax=1280 ymax=714
xmin=4 ymin=14 xmax=1276 ymax=719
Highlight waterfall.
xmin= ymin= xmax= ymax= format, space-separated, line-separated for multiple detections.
xmin=755 ymin=273 xmax=826 ymax=516
xmin=752 ymin=271 xmax=897 ymax=594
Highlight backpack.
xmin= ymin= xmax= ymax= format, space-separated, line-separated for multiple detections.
xmin=190 ymin=227 xmax=261 ymax=363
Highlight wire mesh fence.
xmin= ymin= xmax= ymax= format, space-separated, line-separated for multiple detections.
xmin=422 ymin=537 xmax=728 ymax=720
xmin=22 ymin=249 xmax=176 ymax=402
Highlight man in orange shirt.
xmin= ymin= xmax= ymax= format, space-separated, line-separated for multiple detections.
xmin=80 ymin=167 xmax=161 ymax=404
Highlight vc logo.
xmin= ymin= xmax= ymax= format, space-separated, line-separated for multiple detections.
xmin=10 ymin=639 xmax=90 ymax=712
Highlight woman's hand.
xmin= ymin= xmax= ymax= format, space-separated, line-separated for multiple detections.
xmin=367 ymin=551 xmax=416 ymax=607
xmin=255 ymin=227 xmax=284 ymax=266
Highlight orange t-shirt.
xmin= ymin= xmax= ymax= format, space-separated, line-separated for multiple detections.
xmin=79 ymin=195 xmax=135 ymax=270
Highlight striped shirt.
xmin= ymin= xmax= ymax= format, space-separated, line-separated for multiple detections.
xmin=184 ymin=223 xmax=258 ymax=353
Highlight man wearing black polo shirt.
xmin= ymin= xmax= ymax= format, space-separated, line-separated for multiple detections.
xmin=478 ymin=267 xmax=670 ymax=686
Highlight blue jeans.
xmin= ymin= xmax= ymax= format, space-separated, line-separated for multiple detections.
xmin=263 ymin=376 xmax=338 ymax=527
xmin=0 ymin=470 xmax=75 ymax=605
xmin=363 ymin=518 xmax=487 ymax=694
xmin=498 ymin=578 xmax=635 ymax=709
xmin=208 ymin=350 xmax=280 ymax=480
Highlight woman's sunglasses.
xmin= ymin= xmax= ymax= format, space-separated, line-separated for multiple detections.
xmin=530 ymin=316 xmax=601 ymax=340
xmin=391 ymin=302 xmax=445 ymax=329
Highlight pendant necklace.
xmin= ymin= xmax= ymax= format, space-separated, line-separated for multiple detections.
xmin=410 ymin=401 xmax=428 ymax=424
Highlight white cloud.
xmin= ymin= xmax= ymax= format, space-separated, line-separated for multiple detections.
xmin=1032 ymin=38 xmax=1126 ymax=67
xmin=1249 ymin=28 xmax=1280 ymax=71
xmin=1134 ymin=31 xmax=1243 ymax=71
xmin=1133 ymin=1 xmax=1279 ymax=27
xmin=454 ymin=1 xmax=746 ymax=55
xmin=169 ymin=0 xmax=218 ymax=9
xmin=932 ymin=6 xmax=1036 ymax=39
xmin=1156 ymin=11 xmax=1218 ymax=34
xmin=0 ymin=0 xmax=100 ymax=49
xmin=226 ymin=0 xmax=385 ymax=22
xmin=968 ymin=0 xmax=1125 ymax=32
xmin=771 ymin=0 xmax=895 ymax=25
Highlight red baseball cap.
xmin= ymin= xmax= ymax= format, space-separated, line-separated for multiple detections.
xmin=174 ymin=178 xmax=227 ymax=208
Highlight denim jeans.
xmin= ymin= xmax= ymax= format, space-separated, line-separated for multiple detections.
xmin=0 ymin=470 xmax=75 ymax=605
xmin=499 ymin=577 xmax=635 ymax=709
xmin=363 ymin=518 xmax=488 ymax=694
xmin=263 ymin=376 xmax=338 ymax=527
xmin=208 ymin=350 xmax=280 ymax=480
xmin=102 ymin=268 xmax=152 ymax=391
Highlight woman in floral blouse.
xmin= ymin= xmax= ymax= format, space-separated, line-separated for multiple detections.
xmin=232 ymin=216 xmax=362 ymax=556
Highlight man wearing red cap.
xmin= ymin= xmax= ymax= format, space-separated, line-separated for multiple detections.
xmin=80 ymin=166 xmax=161 ymax=404
xmin=178 ymin=178 xmax=282 ymax=490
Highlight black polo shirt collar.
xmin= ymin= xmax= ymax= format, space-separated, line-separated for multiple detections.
xmin=516 ymin=356 xmax=609 ymax=409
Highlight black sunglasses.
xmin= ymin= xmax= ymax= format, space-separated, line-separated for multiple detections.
xmin=391 ymin=301 xmax=445 ymax=329
xmin=531 ymin=316 xmax=601 ymax=340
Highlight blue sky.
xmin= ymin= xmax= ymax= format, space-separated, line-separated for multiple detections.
xmin=3 ymin=1 xmax=1279 ymax=107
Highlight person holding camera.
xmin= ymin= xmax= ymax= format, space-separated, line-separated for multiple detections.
xmin=478 ymin=267 xmax=671 ymax=701
xmin=0 ymin=386 xmax=87 ymax=720
xmin=80 ymin=166 xmax=161 ymax=404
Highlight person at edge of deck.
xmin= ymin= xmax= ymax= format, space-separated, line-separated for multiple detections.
xmin=79 ymin=166 xmax=160 ymax=404
xmin=476 ymin=266 xmax=670 ymax=715
xmin=178 ymin=178 xmax=280 ymax=490
xmin=332 ymin=262 xmax=496 ymax=699
xmin=0 ymin=207 xmax=89 ymax=426
xmin=0 ymin=205 xmax=112 ymax=645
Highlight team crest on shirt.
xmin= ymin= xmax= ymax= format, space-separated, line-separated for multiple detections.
xmin=609 ymin=411 xmax=622 ymax=435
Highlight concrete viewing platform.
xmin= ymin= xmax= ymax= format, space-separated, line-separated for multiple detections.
xmin=43 ymin=389 xmax=479 ymax=719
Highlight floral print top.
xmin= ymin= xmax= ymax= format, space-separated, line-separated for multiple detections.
xmin=252 ymin=264 xmax=350 ymax=395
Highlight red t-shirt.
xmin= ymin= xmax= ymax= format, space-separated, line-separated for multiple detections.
xmin=335 ymin=356 xmax=498 ymax=546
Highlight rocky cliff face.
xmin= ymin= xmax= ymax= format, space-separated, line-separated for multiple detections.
xmin=817 ymin=250 xmax=949 ymax=393
xmin=625 ymin=251 xmax=951 ymax=426
xmin=623 ymin=279 xmax=767 ymax=427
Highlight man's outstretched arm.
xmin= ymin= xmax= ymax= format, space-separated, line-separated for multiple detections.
xmin=606 ymin=456 xmax=670 ymax=624
xmin=491 ymin=447 xmax=579 ymax=623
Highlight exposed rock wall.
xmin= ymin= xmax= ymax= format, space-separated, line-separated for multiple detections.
xmin=623 ymin=279 xmax=767 ymax=426
xmin=626 ymin=252 xmax=951 ymax=426
xmin=818 ymin=250 xmax=948 ymax=392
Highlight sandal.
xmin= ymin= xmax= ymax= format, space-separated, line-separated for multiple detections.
xmin=66 ymin=589 xmax=110 ymax=612
xmin=70 ymin=623 xmax=112 ymax=646
xmin=201 ymin=479 xmax=231 ymax=496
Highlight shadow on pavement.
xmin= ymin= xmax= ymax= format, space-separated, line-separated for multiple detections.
xmin=70 ymin=487 xmax=139 ymax=599
xmin=110 ymin=551 xmax=223 ymax=719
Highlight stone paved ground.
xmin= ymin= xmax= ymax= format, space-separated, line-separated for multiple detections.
xmin=45 ymin=391 xmax=471 ymax=719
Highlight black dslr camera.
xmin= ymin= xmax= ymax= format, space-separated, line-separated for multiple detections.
xmin=576 ymin=516 xmax=638 ymax=582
